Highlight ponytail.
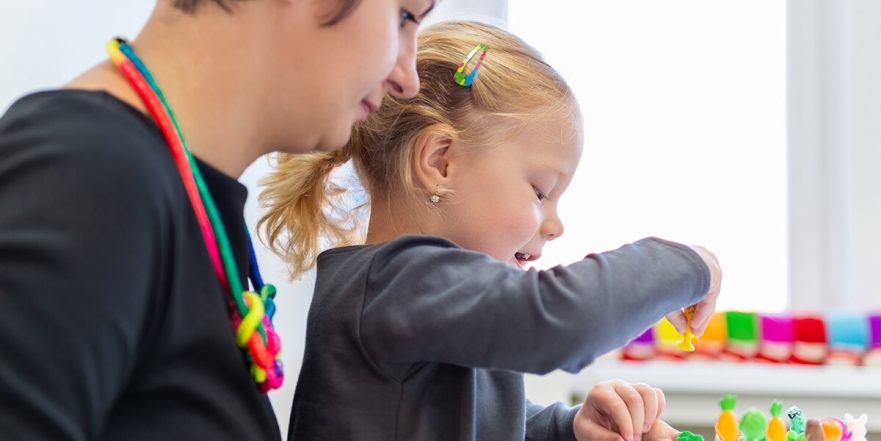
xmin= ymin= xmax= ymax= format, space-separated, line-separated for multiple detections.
xmin=257 ymin=146 xmax=356 ymax=279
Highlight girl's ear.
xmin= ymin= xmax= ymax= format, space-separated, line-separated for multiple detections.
xmin=412 ymin=124 xmax=456 ymax=192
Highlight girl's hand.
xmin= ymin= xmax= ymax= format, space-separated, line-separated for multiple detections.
xmin=643 ymin=419 xmax=681 ymax=441
xmin=572 ymin=380 xmax=667 ymax=441
xmin=667 ymin=245 xmax=722 ymax=336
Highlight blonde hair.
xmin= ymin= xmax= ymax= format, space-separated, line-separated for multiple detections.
xmin=258 ymin=20 xmax=579 ymax=278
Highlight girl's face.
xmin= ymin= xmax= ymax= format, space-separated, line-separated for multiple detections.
xmin=437 ymin=117 xmax=584 ymax=268
xmin=271 ymin=0 xmax=434 ymax=152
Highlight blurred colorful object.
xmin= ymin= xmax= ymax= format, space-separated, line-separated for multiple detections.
xmin=723 ymin=311 xmax=759 ymax=361
xmin=621 ymin=327 xmax=655 ymax=361
xmin=865 ymin=314 xmax=881 ymax=367
xmin=621 ymin=310 xmax=881 ymax=366
xmin=757 ymin=314 xmax=794 ymax=363
xmin=654 ymin=318 xmax=687 ymax=360
xmin=711 ymin=394 xmax=867 ymax=441
xmin=694 ymin=311 xmax=727 ymax=358
xmin=791 ymin=315 xmax=827 ymax=365
xmin=827 ymin=311 xmax=869 ymax=365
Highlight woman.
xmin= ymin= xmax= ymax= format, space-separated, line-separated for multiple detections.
xmin=0 ymin=0 xmax=428 ymax=439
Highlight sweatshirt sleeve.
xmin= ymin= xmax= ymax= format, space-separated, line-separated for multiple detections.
xmin=360 ymin=236 xmax=709 ymax=375
xmin=525 ymin=400 xmax=580 ymax=441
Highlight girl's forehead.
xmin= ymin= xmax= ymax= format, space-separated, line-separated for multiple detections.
xmin=478 ymin=121 xmax=582 ymax=175
xmin=500 ymin=114 xmax=583 ymax=152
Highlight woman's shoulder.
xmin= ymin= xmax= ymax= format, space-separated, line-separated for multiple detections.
xmin=0 ymin=90 xmax=183 ymax=202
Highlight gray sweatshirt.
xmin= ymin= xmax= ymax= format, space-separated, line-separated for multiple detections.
xmin=288 ymin=235 xmax=710 ymax=441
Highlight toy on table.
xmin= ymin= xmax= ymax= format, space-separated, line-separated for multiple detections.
xmin=805 ymin=420 xmax=826 ymax=441
xmin=678 ymin=305 xmax=698 ymax=351
xmin=715 ymin=394 xmax=740 ymax=441
xmin=757 ymin=314 xmax=794 ymax=363
xmin=864 ymin=314 xmax=881 ymax=367
xmin=788 ymin=406 xmax=807 ymax=439
xmin=826 ymin=311 xmax=869 ymax=366
xmin=790 ymin=315 xmax=828 ymax=365
xmin=821 ymin=418 xmax=843 ymax=441
xmin=831 ymin=417 xmax=853 ymax=441
xmin=655 ymin=318 xmax=688 ymax=360
xmin=740 ymin=408 xmax=769 ymax=441
xmin=622 ymin=327 xmax=656 ymax=361
xmin=721 ymin=311 xmax=759 ymax=361
xmin=767 ymin=400 xmax=788 ymax=441
xmin=677 ymin=431 xmax=705 ymax=441
xmin=711 ymin=395 xmax=868 ymax=441
xmin=693 ymin=311 xmax=728 ymax=359
xmin=844 ymin=413 xmax=868 ymax=441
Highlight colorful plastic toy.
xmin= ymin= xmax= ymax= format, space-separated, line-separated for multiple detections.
xmin=821 ymin=418 xmax=843 ymax=441
xmin=622 ymin=327 xmax=656 ymax=361
xmin=790 ymin=315 xmax=828 ymax=365
xmin=864 ymin=314 xmax=881 ymax=367
xmin=827 ymin=311 xmax=869 ymax=366
xmin=805 ymin=420 xmax=826 ymax=441
xmin=757 ymin=314 xmax=794 ymax=363
xmin=715 ymin=394 xmax=740 ymax=441
xmin=767 ymin=400 xmax=788 ymax=441
xmin=723 ymin=311 xmax=759 ymax=360
xmin=654 ymin=318 xmax=687 ymax=360
xmin=844 ymin=413 xmax=867 ymax=441
xmin=740 ymin=408 xmax=769 ymax=441
xmin=788 ymin=406 xmax=807 ymax=435
xmin=710 ymin=394 xmax=868 ymax=441
xmin=620 ymin=310 xmax=881 ymax=365
xmin=676 ymin=431 xmax=704 ymax=441
xmin=678 ymin=306 xmax=697 ymax=351
xmin=693 ymin=311 xmax=727 ymax=358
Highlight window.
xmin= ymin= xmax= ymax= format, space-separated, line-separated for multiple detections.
xmin=508 ymin=0 xmax=788 ymax=311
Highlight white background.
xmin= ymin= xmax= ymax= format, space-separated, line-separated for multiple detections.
xmin=509 ymin=0 xmax=789 ymax=312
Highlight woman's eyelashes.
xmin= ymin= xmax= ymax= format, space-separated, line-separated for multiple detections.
xmin=400 ymin=1 xmax=435 ymax=29
xmin=399 ymin=9 xmax=419 ymax=28
xmin=532 ymin=185 xmax=549 ymax=201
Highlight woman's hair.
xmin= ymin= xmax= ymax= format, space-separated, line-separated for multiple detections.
xmin=258 ymin=20 xmax=579 ymax=278
xmin=172 ymin=0 xmax=362 ymax=25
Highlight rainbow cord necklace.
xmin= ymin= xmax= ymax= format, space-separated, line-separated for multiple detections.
xmin=107 ymin=38 xmax=283 ymax=392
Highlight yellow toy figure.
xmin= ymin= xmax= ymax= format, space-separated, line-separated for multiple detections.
xmin=715 ymin=394 xmax=740 ymax=441
xmin=677 ymin=305 xmax=697 ymax=351
xmin=767 ymin=400 xmax=788 ymax=441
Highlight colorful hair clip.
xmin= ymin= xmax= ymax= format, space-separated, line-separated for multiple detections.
xmin=454 ymin=43 xmax=489 ymax=87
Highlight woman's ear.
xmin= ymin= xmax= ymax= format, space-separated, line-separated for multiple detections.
xmin=412 ymin=124 xmax=455 ymax=192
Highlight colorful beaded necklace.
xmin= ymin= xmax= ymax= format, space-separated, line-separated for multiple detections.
xmin=106 ymin=37 xmax=283 ymax=392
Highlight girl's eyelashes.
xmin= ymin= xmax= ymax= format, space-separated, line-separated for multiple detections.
xmin=400 ymin=9 xmax=420 ymax=28
xmin=532 ymin=185 xmax=549 ymax=201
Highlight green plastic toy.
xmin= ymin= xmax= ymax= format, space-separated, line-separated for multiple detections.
xmin=787 ymin=406 xmax=806 ymax=434
xmin=740 ymin=408 xmax=769 ymax=441
xmin=676 ymin=431 xmax=705 ymax=441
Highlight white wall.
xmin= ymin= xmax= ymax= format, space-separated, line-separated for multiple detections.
xmin=788 ymin=0 xmax=881 ymax=311
xmin=0 ymin=2 xmax=155 ymax=111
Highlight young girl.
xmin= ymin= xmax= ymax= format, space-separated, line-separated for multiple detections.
xmin=261 ymin=20 xmax=721 ymax=441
